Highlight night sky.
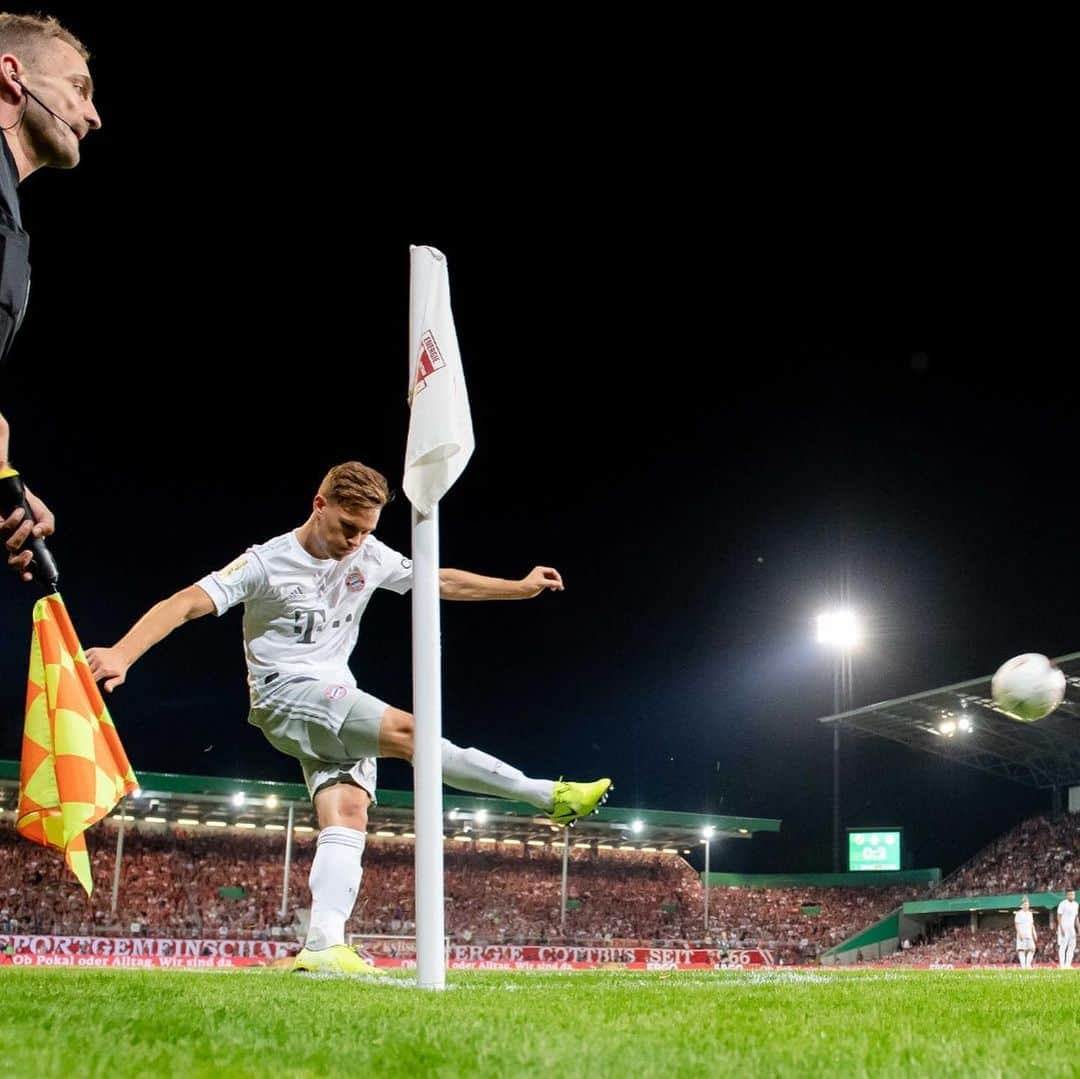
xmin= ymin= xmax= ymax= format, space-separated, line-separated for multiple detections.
xmin=0 ymin=10 xmax=1070 ymax=876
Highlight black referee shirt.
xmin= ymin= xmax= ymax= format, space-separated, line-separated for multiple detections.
xmin=0 ymin=134 xmax=31 ymax=366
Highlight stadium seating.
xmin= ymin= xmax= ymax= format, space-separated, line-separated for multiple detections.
xmin=934 ymin=812 xmax=1080 ymax=898
xmin=0 ymin=821 xmax=937 ymax=958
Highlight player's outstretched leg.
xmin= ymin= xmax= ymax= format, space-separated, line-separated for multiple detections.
xmin=438 ymin=741 xmax=610 ymax=826
xmin=548 ymin=777 xmax=612 ymax=826
xmin=370 ymin=711 xmax=612 ymax=826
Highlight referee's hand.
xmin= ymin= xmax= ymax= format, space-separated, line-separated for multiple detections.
xmin=1 ymin=415 xmax=57 ymax=583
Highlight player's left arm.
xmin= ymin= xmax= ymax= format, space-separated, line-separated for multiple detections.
xmin=438 ymin=566 xmax=564 ymax=601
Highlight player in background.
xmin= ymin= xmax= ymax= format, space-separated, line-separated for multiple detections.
xmin=86 ymin=460 xmax=611 ymax=975
xmin=1014 ymin=896 xmax=1036 ymax=969
xmin=1057 ymin=888 xmax=1078 ymax=969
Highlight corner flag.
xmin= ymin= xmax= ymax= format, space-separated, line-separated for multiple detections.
xmin=403 ymin=245 xmax=474 ymax=516
xmin=403 ymin=244 xmax=473 ymax=990
xmin=16 ymin=594 xmax=138 ymax=895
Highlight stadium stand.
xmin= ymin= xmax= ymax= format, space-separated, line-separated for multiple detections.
xmin=876 ymin=925 xmax=1031 ymax=966
xmin=0 ymin=820 xmax=918 ymax=958
xmin=0 ymin=823 xmax=703 ymax=943
xmin=7 ymin=808 xmax=1072 ymax=963
xmin=934 ymin=812 xmax=1080 ymax=898
xmin=699 ymin=884 xmax=914 ymax=963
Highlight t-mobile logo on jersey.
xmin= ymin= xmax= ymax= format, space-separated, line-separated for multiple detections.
xmin=293 ymin=608 xmax=326 ymax=644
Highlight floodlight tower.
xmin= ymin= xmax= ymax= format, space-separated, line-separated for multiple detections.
xmin=816 ymin=609 xmax=860 ymax=872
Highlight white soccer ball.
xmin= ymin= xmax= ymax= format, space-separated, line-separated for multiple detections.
xmin=990 ymin=653 xmax=1066 ymax=722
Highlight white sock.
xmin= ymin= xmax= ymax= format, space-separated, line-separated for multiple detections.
xmin=440 ymin=740 xmax=553 ymax=809
xmin=305 ymin=826 xmax=366 ymax=950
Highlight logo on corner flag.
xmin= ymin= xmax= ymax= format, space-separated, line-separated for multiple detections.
xmin=413 ymin=331 xmax=445 ymax=396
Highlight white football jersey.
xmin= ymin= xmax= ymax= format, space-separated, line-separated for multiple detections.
xmin=1058 ymin=899 xmax=1079 ymax=937
xmin=1014 ymin=909 xmax=1034 ymax=941
xmin=197 ymin=530 xmax=412 ymax=702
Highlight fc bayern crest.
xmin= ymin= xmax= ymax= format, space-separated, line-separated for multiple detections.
xmin=346 ymin=571 xmax=366 ymax=593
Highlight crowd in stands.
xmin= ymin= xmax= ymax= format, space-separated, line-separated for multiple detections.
xmin=4 ymin=810 xmax=1074 ymax=960
xmin=876 ymin=925 xmax=1051 ymax=967
xmin=0 ymin=823 xmax=303 ymax=940
xmin=0 ymin=821 xmax=907 ymax=957
xmin=0 ymin=825 xmax=711 ymax=945
xmin=362 ymin=841 xmax=703 ymax=944
xmin=935 ymin=812 xmax=1080 ymax=898
xmin=701 ymin=884 xmax=912 ymax=963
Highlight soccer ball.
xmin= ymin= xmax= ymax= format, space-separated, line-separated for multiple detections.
xmin=990 ymin=653 xmax=1066 ymax=722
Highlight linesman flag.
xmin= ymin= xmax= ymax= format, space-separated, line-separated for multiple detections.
xmin=403 ymin=245 xmax=475 ymax=514
xmin=16 ymin=594 xmax=138 ymax=895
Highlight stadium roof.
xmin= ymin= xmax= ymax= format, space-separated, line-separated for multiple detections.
xmin=818 ymin=651 xmax=1080 ymax=789
xmin=0 ymin=761 xmax=780 ymax=852
xmin=903 ymin=892 xmax=1067 ymax=915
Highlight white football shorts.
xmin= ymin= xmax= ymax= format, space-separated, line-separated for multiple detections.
xmin=247 ymin=677 xmax=388 ymax=801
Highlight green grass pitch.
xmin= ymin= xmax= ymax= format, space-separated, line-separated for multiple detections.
xmin=2 ymin=968 xmax=1079 ymax=1077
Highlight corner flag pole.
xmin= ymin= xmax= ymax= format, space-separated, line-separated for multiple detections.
xmin=411 ymin=500 xmax=443 ymax=988
xmin=404 ymin=245 xmax=475 ymax=990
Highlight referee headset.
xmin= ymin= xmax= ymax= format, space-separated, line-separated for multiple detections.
xmin=7 ymin=68 xmax=79 ymax=137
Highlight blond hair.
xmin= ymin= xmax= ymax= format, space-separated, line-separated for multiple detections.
xmin=318 ymin=462 xmax=390 ymax=512
xmin=0 ymin=13 xmax=90 ymax=64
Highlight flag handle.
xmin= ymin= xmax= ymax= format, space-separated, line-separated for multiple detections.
xmin=0 ymin=468 xmax=59 ymax=592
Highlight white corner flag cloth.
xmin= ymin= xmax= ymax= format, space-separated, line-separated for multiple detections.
xmin=404 ymin=245 xmax=475 ymax=516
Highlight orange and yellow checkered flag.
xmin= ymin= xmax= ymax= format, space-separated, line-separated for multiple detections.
xmin=16 ymin=593 xmax=138 ymax=895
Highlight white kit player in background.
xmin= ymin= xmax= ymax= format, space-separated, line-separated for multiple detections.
xmin=85 ymin=461 xmax=611 ymax=976
xmin=1014 ymin=896 xmax=1037 ymax=969
xmin=1057 ymin=888 xmax=1078 ymax=969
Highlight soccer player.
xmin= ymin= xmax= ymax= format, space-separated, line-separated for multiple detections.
xmin=86 ymin=461 xmax=611 ymax=975
xmin=1014 ymin=896 xmax=1037 ymax=969
xmin=1057 ymin=888 xmax=1078 ymax=969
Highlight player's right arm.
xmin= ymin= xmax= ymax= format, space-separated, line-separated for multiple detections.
xmin=86 ymin=584 xmax=215 ymax=692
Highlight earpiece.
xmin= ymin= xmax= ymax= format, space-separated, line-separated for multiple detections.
xmin=6 ymin=73 xmax=77 ymax=135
